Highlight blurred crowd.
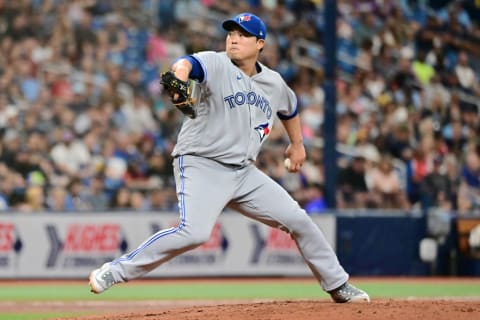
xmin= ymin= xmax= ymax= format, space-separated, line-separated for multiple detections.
xmin=1 ymin=0 xmax=480 ymax=215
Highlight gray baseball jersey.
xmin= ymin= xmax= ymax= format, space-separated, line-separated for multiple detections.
xmin=172 ymin=51 xmax=296 ymax=166
xmin=107 ymin=51 xmax=348 ymax=292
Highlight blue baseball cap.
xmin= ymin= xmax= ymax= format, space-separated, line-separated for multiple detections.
xmin=222 ymin=13 xmax=267 ymax=40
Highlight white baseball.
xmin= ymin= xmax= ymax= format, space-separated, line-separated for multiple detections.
xmin=284 ymin=158 xmax=291 ymax=170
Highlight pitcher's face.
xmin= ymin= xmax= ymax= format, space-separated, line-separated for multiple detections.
xmin=225 ymin=29 xmax=263 ymax=61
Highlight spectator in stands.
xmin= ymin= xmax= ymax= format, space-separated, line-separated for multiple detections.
xmin=145 ymin=149 xmax=174 ymax=189
xmin=303 ymin=183 xmax=328 ymax=215
xmin=110 ymin=187 xmax=132 ymax=211
xmin=337 ymin=155 xmax=378 ymax=209
xmin=412 ymin=50 xmax=435 ymax=86
xmin=422 ymin=74 xmax=451 ymax=111
xmin=457 ymin=150 xmax=480 ymax=214
xmin=84 ymin=174 xmax=109 ymax=211
xmin=129 ymin=190 xmax=147 ymax=211
xmin=420 ymin=155 xmax=454 ymax=211
xmin=367 ymin=155 xmax=410 ymax=210
xmin=46 ymin=186 xmax=74 ymax=212
xmin=383 ymin=123 xmax=413 ymax=161
xmin=146 ymin=188 xmax=169 ymax=211
xmin=442 ymin=153 xmax=461 ymax=209
xmin=21 ymin=185 xmax=46 ymax=212
xmin=389 ymin=54 xmax=422 ymax=109
xmin=354 ymin=125 xmax=381 ymax=163
xmin=454 ymin=51 xmax=479 ymax=95
xmin=49 ymin=128 xmax=91 ymax=178
xmin=406 ymin=138 xmax=435 ymax=205
xmin=120 ymin=93 xmax=158 ymax=135
xmin=353 ymin=12 xmax=381 ymax=48
xmin=438 ymin=0 xmax=472 ymax=30
xmin=0 ymin=172 xmax=20 ymax=210
xmin=67 ymin=178 xmax=91 ymax=211
xmin=415 ymin=13 xmax=443 ymax=56
xmin=442 ymin=118 xmax=468 ymax=159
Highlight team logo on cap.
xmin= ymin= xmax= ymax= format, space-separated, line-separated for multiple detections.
xmin=239 ymin=14 xmax=251 ymax=22
xmin=254 ymin=123 xmax=270 ymax=142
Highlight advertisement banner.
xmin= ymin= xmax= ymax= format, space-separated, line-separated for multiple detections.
xmin=0 ymin=212 xmax=335 ymax=278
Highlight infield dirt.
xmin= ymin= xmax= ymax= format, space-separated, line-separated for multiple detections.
xmin=46 ymin=299 xmax=479 ymax=320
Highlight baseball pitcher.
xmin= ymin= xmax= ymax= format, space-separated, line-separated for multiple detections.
xmin=89 ymin=12 xmax=370 ymax=303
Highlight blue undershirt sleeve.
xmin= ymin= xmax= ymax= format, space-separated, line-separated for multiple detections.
xmin=183 ymin=55 xmax=204 ymax=82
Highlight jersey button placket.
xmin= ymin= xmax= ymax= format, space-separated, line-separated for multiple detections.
xmin=247 ymin=80 xmax=257 ymax=161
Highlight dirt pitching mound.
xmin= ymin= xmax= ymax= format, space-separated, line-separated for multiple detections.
xmin=56 ymin=299 xmax=480 ymax=320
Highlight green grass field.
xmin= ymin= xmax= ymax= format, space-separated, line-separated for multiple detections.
xmin=1 ymin=278 xmax=479 ymax=320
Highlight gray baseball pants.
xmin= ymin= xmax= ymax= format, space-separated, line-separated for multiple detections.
xmin=108 ymin=155 xmax=348 ymax=291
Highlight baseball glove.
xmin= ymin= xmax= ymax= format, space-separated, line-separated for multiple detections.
xmin=160 ymin=71 xmax=197 ymax=119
